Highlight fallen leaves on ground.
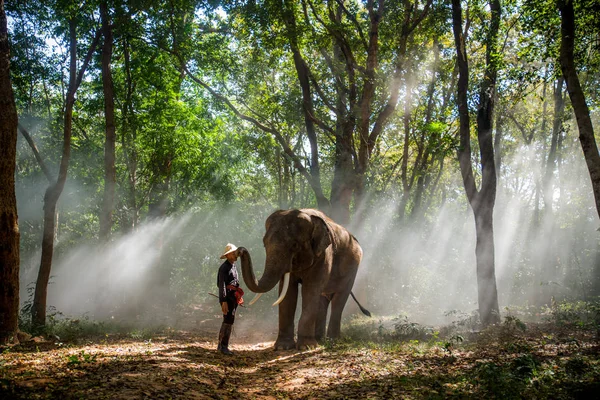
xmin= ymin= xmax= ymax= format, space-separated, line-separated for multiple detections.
xmin=1 ymin=320 xmax=599 ymax=399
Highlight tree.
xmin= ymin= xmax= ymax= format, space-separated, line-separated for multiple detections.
xmin=282 ymin=0 xmax=433 ymax=224
xmin=32 ymin=14 xmax=100 ymax=327
xmin=99 ymin=0 xmax=116 ymax=240
xmin=0 ymin=0 xmax=21 ymax=344
xmin=192 ymin=0 xmax=434 ymax=224
xmin=542 ymin=77 xmax=565 ymax=215
xmin=558 ymin=0 xmax=600 ymax=221
xmin=452 ymin=0 xmax=501 ymax=326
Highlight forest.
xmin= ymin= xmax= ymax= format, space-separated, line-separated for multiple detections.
xmin=0 ymin=0 xmax=599 ymax=398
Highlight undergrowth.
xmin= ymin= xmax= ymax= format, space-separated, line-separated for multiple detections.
xmin=335 ymin=299 xmax=600 ymax=399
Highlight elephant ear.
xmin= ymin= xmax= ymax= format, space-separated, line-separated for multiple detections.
xmin=310 ymin=215 xmax=332 ymax=257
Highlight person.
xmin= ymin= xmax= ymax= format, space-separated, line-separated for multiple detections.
xmin=216 ymin=243 xmax=243 ymax=355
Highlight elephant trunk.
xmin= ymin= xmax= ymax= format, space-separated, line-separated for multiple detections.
xmin=238 ymin=247 xmax=285 ymax=294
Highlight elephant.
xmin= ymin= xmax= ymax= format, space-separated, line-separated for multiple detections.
xmin=237 ymin=208 xmax=370 ymax=350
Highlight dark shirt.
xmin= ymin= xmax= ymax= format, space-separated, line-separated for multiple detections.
xmin=217 ymin=260 xmax=239 ymax=303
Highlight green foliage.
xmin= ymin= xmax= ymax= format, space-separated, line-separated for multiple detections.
xmin=66 ymin=350 xmax=97 ymax=366
xmin=441 ymin=309 xmax=481 ymax=336
xmin=503 ymin=314 xmax=528 ymax=334
xmin=545 ymin=299 xmax=600 ymax=329
xmin=393 ymin=316 xmax=435 ymax=341
xmin=440 ymin=334 xmax=464 ymax=355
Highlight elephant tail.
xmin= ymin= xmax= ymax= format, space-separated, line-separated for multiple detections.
xmin=350 ymin=291 xmax=371 ymax=317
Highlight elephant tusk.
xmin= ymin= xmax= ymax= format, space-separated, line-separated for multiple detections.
xmin=272 ymin=272 xmax=290 ymax=306
xmin=248 ymin=292 xmax=263 ymax=306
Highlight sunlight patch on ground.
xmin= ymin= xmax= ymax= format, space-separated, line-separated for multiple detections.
xmin=264 ymin=347 xmax=321 ymax=363
xmin=234 ymin=341 xmax=274 ymax=350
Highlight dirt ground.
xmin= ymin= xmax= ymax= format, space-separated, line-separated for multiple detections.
xmin=1 ymin=318 xmax=373 ymax=400
xmin=1 ymin=312 xmax=599 ymax=399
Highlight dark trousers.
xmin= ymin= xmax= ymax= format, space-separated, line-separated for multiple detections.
xmin=223 ymin=293 xmax=238 ymax=324
xmin=218 ymin=294 xmax=238 ymax=352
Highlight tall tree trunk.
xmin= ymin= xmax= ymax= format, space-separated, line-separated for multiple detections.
xmin=32 ymin=21 xmax=99 ymax=327
xmin=354 ymin=0 xmax=431 ymax=224
xmin=493 ymin=107 xmax=503 ymax=183
xmin=543 ymin=77 xmax=565 ymax=215
xmin=558 ymin=0 xmax=600 ymax=220
xmin=99 ymin=1 xmax=116 ymax=240
xmin=329 ymin=3 xmax=357 ymax=225
xmin=282 ymin=0 xmax=329 ymax=213
xmin=452 ymin=0 xmax=501 ymax=326
xmin=354 ymin=0 xmax=385 ymax=221
xmin=276 ymin=146 xmax=286 ymax=209
xmin=0 ymin=0 xmax=21 ymax=345
xmin=122 ymin=35 xmax=138 ymax=232
xmin=331 ymin=132 xmax=355 ymax=225
xmin=533 ymin=73 xmax=549 ymax=225
xmin=398 ymin=72 xmax=413 ymax=222
xmin=411 ymin=39 xmax=440 ymax=221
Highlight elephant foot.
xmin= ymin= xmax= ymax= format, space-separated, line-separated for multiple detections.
xmin=297 ymin=336 xmax=318 ymax=350
xmin=326 ymin=331 xmax=341 ymax=340
xmin=274 ymin=337 xmax=296 ymax=351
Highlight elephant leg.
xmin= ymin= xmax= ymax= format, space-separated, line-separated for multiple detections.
xmin=297 ymin=284 xmax=321 ymax=350
xmin=315 ymin=295 xmax=330 ymax=342
xmin=274 ymin=278 xmax=299 ymax=351
xmin=327 ymin=289 xmax=352 ymax=339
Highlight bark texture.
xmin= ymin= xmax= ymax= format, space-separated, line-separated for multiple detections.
xmin=0 ymin=0 xmax=21 ymax=344
xmin=99 ymin=1 xmax=116 ymax=240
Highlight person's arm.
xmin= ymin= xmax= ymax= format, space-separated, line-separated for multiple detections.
xmin=217 ymin=263 xmax=227 ymax=303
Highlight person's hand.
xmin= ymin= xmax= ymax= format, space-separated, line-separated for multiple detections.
xmin=221 ymin=302 xmax=229 ymax=314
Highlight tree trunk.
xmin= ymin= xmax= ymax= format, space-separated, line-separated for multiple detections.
xmin=330 ymin=4 xmax=357 ymax=226
xmin=543 ymin=77 xmax=565 ymax=215
xmin=122 ymin=35 xmax=138 ymax=232
xmin=0 ymin=0 xmax=21 ymax=344
xmin=411 ymin=40 xmax=440 ymax=221
xmin=354 ymin=0 xmax=385 ymax=221
xmin=493 ymin=112 xmax=503 ymax=182
xmin=355 ymin=0 xmax=432 ymax=224
xmin=474 ymin=201 xmax=499 ymax=326
xmin=330 ymin=129 xmax=355 ymax=225
xmin=452 ymin=0 xmax=501 ymax=326
xmin=99 ymin=1 xmax=116 ymax=240
xmin=32 ymin=20 xmax=78 ymax=328
xmin=276 ymin=147 xmax=288 ymax=209
xmin=32 ymin=20 xmax=99 ymax=327
xmin=558 ymin=0 xmax=600 ymax=220
xmin=533 ymin=73 xmax=549 ymax=224
xmin=282 ymin=0 xmax=329 ymax=213
xmin=398 ymin=70 xmax=414 ymax=221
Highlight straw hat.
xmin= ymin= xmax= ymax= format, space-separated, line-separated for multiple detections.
xmin=220 ymin=243 xmax=238 ymax=259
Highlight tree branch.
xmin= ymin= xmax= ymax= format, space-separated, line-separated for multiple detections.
xmin=74 ymin=29 xmax=102 ymax=94
xmin=17 ymin=123 xmax=54 ymax=182
xmin=408 ymin=0 xmax=433 ymax=34
xmin=181 ymin=63 xmax=319 ymax=190
xmin=334 ymin=0 xmax=368 ymax=51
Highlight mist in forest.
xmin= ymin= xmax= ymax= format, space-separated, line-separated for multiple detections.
xmin=348 ymin=135 xmax=599 ymax=326
xmin=16 ymin=134 xmax=600 ymax=331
